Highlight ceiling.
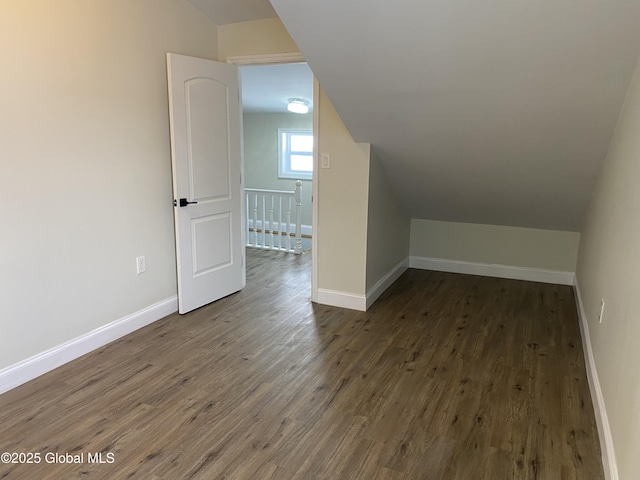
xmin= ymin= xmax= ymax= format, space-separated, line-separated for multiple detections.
xmin=189 ymin=0 xmax=640 ymax=231
xmin=271 ymin=0 xmax=640 ymax=231
xmin=188 ymin=0 xmax=276 ymax=25
xmin=240 ymin=63 xmax=314 ymax=114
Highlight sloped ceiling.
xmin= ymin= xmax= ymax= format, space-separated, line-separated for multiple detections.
xmin=271 ymin=0 xmax=640 ymax=231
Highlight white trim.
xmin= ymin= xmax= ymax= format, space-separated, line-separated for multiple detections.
xmin=409 ymin=256 xmax=575 ymax=285
xmin=317 ymin=288 xmax=366 ymax=311
xmin=573 ymin=280 xmax=618 ymax=480
xmin=366 ymin=257 xmax=409 ymax=309
xmin=0 ymin=297 xmax=178 ymax=395
xmin=311 ymin=78 xmax=319 ymax=303
xmin=226 ymin=52 xmax=305 ymax=65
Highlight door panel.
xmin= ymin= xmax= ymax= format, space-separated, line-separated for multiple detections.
xmin=191 ymin=214 xmax=232 ymax=275
xmin=186 ymin=79 xmax=230 ymax=200
xmin=167 ymin=53 xmax=245 ymax=314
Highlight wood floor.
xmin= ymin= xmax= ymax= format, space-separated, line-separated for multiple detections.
xmin=0 ymin=249 xmax=603 ymax=479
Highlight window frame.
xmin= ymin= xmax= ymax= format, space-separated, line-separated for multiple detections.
xmin=277 ymin=128 xmax=313 ymax=180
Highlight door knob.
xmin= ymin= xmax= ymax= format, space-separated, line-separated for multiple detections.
xmin=178 ymin=198 xmax=198 ymax=207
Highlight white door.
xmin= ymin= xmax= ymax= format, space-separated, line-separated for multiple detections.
xmin=167 ymin=53 xmax=245 ymax=314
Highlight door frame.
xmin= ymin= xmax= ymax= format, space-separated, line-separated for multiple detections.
xmin=227 ymin=52 xmax=319 ymax=303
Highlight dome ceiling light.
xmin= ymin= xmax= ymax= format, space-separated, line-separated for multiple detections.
xmin=287 ymin=98 xmax=310 ymax=114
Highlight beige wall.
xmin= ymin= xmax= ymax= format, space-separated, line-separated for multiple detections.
xmin=410 ymin=219 xmax=580 ymax=272
xmin=366 ymin=149 xmax=411 ymax=292
xmin=576 ymin=60 xmax=640 ymax=479
xmin=243 ymin=112 xmax=313 ymax=226
xmin=218 ymin=18 xmax=299 ymax=61
xmin=316 ymin=93 xmax=370 ymax=295
xmin=0 ymin=0 xmax=218 ymax=369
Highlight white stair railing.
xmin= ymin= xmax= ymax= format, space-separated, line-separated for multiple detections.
xmin=245 ymin=181 xmax=303 ymax=254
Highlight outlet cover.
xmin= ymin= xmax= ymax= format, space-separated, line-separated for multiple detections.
xmin=136 ymin=256 xmax=146 ymax=274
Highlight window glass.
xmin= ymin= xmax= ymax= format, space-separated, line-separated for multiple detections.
xmin=290 ymin=154 xmax=313 ymax=172
xmin=290 ymin=134 xmax=313 ymax=153
xmin=278 ymin=128 xmax=313 ymax=180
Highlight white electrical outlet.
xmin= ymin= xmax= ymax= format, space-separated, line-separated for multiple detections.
xmin=136 ymin=256 xmax=146 ymax=274
xmin=599 ymin=299 xmax=605 ymax=324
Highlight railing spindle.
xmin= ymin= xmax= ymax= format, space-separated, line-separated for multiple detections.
xmin=278 ymin=196 xmax=283 ymax=250
xmin=294 ymin=181 xmax=302 ymax=254
xmin=261 ymin=195 xmax=266 ymax=248
xmin=244 ymin=184 xmax=305 ymax=254
xmin=245 ymin=192 xmax=249 ymax=245
xmin=285 ymin=196 xmax=292 ymax=252
xmin=269 ymin=195 xmax=275 ymax=248
xmin=252 ymin=193 xmax=258 ymax=247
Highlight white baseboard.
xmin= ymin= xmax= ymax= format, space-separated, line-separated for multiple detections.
xmin=366 ymin=257 xmax=409 ymax=309
xmin=316 ymin=288 xmax=366 ymax=311
xmin=409 ymin=256 xmax=575 ymax=285
xmin=247 ymin=219 xmax=312 ymax=237
xmin=315 ymin=257 xmax=408 ymax=312
xmin=0 ymin=296 xmax=178 ymax=395
xmin=573 ymin=281 xmax=618 ymax=480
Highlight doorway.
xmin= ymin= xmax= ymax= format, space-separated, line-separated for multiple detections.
xmin=228 ymin=54 xmax=318 ymax=301
xmin=240 ymin=62 xmax=313 ymax=252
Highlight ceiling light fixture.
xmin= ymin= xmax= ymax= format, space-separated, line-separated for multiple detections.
xmin=287 ymin=98 xmax=310 ymax=114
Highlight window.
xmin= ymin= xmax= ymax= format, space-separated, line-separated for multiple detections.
xmin=278 ymin=128 xmax=313 ymax=180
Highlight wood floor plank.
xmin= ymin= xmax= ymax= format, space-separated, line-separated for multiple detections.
xmin=0 ymin=249 xmax=603 ymax=479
